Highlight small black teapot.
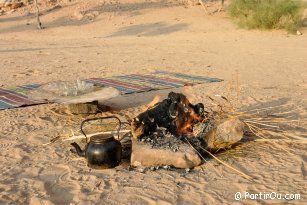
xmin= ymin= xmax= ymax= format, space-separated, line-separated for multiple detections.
xmin=71 ymin=116 xmax=122 ymax=169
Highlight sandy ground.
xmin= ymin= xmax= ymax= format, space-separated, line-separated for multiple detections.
xmin=0 ymin=0 xmax=307 ymax=204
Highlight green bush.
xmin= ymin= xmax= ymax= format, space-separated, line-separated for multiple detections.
xmin=229 ymin=0 xmax=304 ymax=33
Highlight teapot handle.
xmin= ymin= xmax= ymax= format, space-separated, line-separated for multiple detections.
xmin=80 ymin=116 xmax=122 ymax=143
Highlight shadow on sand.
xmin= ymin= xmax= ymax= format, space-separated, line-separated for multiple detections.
xmin=0 ymin=45 xmax=95 ymax=53
xmin=106 ymin=22 xmax=189 ymax=37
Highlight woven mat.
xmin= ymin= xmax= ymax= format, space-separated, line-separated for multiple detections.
xmin=0 ymin=71 xmax=222 ymax=110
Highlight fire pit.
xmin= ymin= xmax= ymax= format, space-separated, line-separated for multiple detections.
xmin=130 ymin=92 xmax=245 ymax=169
xmin=53 ymin=91 xmax=245 ymax=170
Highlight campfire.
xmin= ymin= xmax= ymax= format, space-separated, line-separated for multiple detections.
xmin=130 ymin=91 xmax=245 ymax=150
xmin=131 ymin=92 xmax=207 ymax=139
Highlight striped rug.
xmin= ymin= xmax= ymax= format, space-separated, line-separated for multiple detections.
xmin=0 ymin=84 xmax=42 ymax=110
xmin=0 ymin=71 xmax=222 ymax=110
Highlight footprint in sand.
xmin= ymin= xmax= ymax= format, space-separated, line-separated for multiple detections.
xmin=0 ymin=141 xmax=14 ymax=149
xmin=12 ymin=69 xmax=39 ymax=78
xmin=23 ymin=69 xmax=40 ymax=76
xmin=38 ymin=165 xmax=80 ymax=204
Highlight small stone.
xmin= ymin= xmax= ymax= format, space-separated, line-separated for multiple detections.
xmin=73 ymin=9 xmax=84 ymax=20
xmin=185 ymin=168 xmax=190 ymax=173
xmin=163 ymin=165 xmax=170 ymax=170
xmin=296 ymin=30 xmax=302 ymax=35
xmin=171 ymin=144 xmax=179 ymax=152
xmin=137 ymin=168 xmax=146 ymax=173
xmin=127 ymin=166 xmax=133 ymax=171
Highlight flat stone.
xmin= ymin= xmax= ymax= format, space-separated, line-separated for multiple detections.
xmin=131 ymin=138 xmax=202 ymax=169
xmin=67 ymin=101 xmax=99 ymax=114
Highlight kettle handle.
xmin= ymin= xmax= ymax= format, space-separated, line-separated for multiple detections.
xmin=80 ymin=116 xmax=122 ymax=143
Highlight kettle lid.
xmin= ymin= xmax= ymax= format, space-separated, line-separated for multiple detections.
xmin=90 ymin=134 xmax=114 ymax=143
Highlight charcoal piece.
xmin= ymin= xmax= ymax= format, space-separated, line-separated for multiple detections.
xmin=131 ymin=92 xmax=207 ymax=139
xmin=170 ymin=144 xmax=179 ymax=152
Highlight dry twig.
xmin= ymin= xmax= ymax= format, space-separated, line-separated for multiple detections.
xmin=34 ymin=0 xmax=43 ymax=29
xmin=198 ymin=0 xmax=210 ymax=14
xmin=185 ymin=138 xmax=253 ymax=180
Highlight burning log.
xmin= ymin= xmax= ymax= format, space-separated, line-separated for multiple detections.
xmin=131 ymin=92 xmax=207 ymax=139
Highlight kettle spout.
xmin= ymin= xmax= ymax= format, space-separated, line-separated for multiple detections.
xmin=71 ymin=142 xmax=85 ymax=157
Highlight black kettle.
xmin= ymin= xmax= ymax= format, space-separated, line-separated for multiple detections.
xmin=71 ymin=116 xmax=122 ymax=169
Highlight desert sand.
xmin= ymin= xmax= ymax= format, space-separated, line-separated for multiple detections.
xmin=0 ymin=0 xmax=306 ymax=204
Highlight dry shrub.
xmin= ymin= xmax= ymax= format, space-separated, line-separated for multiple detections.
xmin=229 ymin=0 xmax=304 ymax=33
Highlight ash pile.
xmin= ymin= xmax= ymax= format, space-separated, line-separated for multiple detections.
xmin=130 ymin=92 xmax=244 ymax=169
xmin=138 ymin=128 xmax=184 ymax=152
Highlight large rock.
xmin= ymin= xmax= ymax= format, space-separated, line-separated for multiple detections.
xmin=131 ymin=138 xmax=202 ymax=169
xmin=202 ymin=118 xmax=244 ymax=151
